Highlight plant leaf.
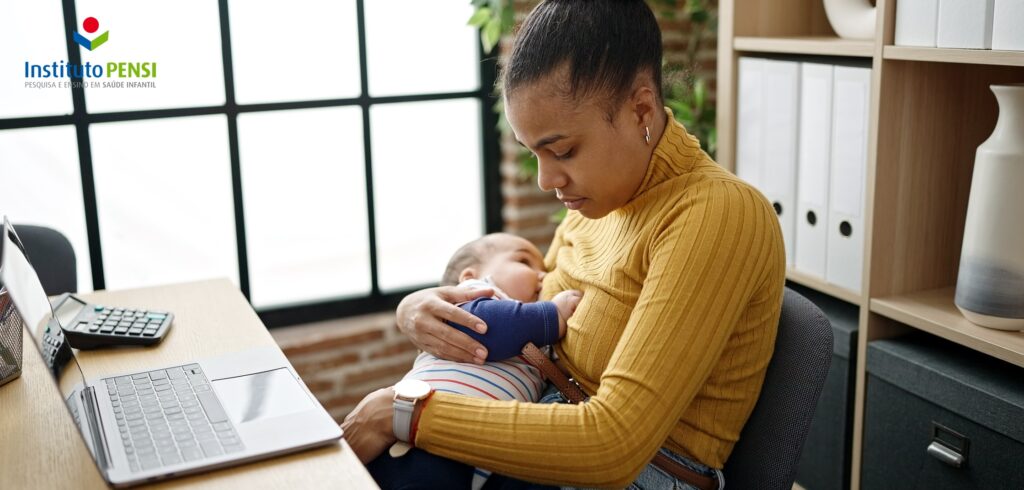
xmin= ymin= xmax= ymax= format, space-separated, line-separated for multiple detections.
xmin=500 ymin=3 xmax=515 ymax=32
xmin=693 ymin=79 xmax=707 ymax=111
xmin=482 ymin=17 xmax=502 ymax=53
xmin=668 ymin=100 xmax=693 ymax=122
xmin=707 ymin=128 xmax=718 ymax=159
xmin=468 ymin=7 xmax=491 ymax=27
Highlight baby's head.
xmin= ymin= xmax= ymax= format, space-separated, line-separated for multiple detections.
xmin=442 ymin=233 xmax=546 ymax=302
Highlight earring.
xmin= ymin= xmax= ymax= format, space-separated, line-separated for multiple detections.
xmin=644 ymin=126 xmax=651 ymax=145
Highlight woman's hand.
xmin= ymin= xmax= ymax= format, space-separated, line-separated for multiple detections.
xmin=341 ymin=387 xmax=398 ymax=464
xmin=396 ymin=286 xmax=493 ymax=364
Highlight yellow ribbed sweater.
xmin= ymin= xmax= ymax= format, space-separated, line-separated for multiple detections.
xmin=416 ymin=112 xmax=786 ymax=488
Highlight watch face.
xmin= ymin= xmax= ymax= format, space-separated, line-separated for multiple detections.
xmin=394 ymin=379 xmax=432 ymax=399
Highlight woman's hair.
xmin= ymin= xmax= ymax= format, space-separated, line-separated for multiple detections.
xmin=501 ymin=0 xmax=663 ymax=119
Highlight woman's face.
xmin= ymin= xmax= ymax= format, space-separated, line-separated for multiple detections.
xmin=505 ymin=74 xmax=656 ymax=219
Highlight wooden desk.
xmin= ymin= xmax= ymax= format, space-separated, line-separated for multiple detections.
xmin=0 ymin=279 xmax=377 ymax=489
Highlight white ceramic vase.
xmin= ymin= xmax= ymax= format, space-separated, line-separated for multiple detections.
xmin=823 ymin=0 xmax=877 ymax=40
xmin=955 ymin=84 xmax=1024 ymax=331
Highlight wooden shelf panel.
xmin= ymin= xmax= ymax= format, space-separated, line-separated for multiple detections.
xmin=883 ymin=46 xmax=1024 ymax=67
xmin=734 ymin=36 xmax=874 ymax=57
xmin=870 ymin=287 xmax=1024 ymax=368
xmin=786 ymin=268 xmax=863 ymax=306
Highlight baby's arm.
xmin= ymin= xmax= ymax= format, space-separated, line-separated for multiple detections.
xmin=446 ymin=292 xmax=580 ymax=361
xmin=551 ymin=290 xmax=583 ymax=337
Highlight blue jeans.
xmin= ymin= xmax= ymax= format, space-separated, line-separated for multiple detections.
xmin=367 ymin=445 xmax=476 ymax=489
xmin=538 ymin=384 xmax=725 ymax=490
xmin=368 ymin=384 xmax=724 ymax=489
xmin=625 ymin=446 xmax=724 ymax=490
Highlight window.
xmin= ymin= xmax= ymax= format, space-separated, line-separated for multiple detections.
xmin=237 ymin=107 xmax=370 ymax=308
xmin=0 ymin=0 xmax=501 ymax=326
xmin=370 ymin=99 xmax=484 ymax=292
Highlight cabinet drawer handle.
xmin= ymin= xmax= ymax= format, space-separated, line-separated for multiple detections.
xmin=927 ymin=441 xmax=965 ymax=468
xmin=928 ymin=422 xmax=969 ymax=468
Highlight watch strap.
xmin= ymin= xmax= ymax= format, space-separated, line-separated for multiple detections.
xmin=393 ymin=397 xmax=415 ymax=442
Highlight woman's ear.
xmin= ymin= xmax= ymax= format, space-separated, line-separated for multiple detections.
xmin=630 ymin=83 xmax=659 ymax=129
xmin=459 ymin=268 xmax=479 ymax=283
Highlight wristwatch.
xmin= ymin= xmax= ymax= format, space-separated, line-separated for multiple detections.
xmin=392 ymin=379 xmax=433 ymax=443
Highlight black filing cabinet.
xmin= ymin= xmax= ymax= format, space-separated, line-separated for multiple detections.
xmin=791 ymin=283 xmax=859 ymax=490
xmin=863 ymin=334 xmax=1024 ymax=489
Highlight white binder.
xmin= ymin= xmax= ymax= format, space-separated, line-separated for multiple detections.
xmin=759 ymin=59 xmax=801 ymax=266
xmin=795 ymin=63 xmax=834 ymax=279
xmin=736 ymin=57 xmax=764 ymax=189
xmin=895 ymin=0 xmax=940 ymax=47
xmin=992 ymin=0 xmax=1024 ymax=51
xmin=826 ymin=66 xmax=872 ymax=292
xmin=937 ymin=0 xmax=996 ymax=49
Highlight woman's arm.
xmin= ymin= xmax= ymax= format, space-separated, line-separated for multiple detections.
xmin=395 ymin=286 xmax=495 ymax=364
xmin=410 ymin=182 xmax=784 ymax=487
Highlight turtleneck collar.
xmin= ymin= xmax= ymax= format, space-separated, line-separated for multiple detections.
xmin=628 ymin=107 xmax=706 ymax=202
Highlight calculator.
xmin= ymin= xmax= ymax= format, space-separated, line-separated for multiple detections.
xmin=39 ymin=321 xmax=74 ymax=377
xmin=51 ymin=293 xmax=173 ymax=349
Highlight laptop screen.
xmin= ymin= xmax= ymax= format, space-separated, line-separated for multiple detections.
xmin=0 ymin=217 xmax=90 ymax=425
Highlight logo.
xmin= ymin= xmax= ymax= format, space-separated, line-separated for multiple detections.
xmin=23 ymin=14 xmax=157 ymax=90
xmin=73 ymin=17 xmax=109 ymax=51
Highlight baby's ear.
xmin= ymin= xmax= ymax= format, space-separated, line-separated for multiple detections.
xmin=459 ymin=268 xmax=479 ymax=282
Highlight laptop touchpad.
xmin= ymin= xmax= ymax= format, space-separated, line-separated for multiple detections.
xmin=212 ymin=368 xmax=316 ymax=424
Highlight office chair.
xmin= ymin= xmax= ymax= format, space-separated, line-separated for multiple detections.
xmin=723 ymin=287 xmax=834 ymax=490
xmin=13 ymin=225 xmax=78 ymax=296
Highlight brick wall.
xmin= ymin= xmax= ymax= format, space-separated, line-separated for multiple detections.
xmin=271 ymin=313 xmax=417 ymax=421
xmin=273 ymin=0 xmax=719 ymax=422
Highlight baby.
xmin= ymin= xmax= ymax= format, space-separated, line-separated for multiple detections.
xmin=373 ymin=233 xmax=581 ymax=490
xmin=434 ymin=232 xmax=581 ymax=362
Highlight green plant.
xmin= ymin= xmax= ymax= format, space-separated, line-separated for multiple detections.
xmin=469 ymin=1 xmax=539 ymax=182
xmin=664 ymin=64 xmax=717 ymax=158
xmin=657 ymin=0 xmax=717 ymax=158
xmin=468 ymin=0 xmax=515 ymax=54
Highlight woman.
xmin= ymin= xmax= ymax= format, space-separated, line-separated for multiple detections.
xmin=342 ymin=1 xmax=785 ymax=487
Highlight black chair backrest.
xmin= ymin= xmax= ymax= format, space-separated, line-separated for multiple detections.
xmin=722 ymin=287 xmax=834 ymax=489
xmin=14 ymin=225 xmax=77 ymax=296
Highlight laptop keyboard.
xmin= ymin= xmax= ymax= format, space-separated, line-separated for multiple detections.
xmin=104 ymin=364 xmax=244 ymax=472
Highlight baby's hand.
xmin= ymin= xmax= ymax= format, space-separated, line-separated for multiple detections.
xmin=551 ymin=290 xmax=582 ymax=338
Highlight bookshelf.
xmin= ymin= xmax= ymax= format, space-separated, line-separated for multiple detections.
xmin=883 ymin=46 xmax=1024 ymax=67
xmin=786 ymin=268 xmax=862 ymax=306
xmin=871 ymin=288 xmax=1024 ymax=368
xmin=716 ymin=0 xmax=1024 ymax=488
xmin=735 ymin=36 xmax=874 ymax=57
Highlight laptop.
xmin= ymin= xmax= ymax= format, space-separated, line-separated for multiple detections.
xmin=0 ymin=218 xmax=343 ymax=487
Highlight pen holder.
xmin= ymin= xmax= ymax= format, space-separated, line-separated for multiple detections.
xmin=0 ymin=287 xmax=24 ymax=386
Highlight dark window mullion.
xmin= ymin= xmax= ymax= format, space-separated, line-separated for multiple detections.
xmin=355 ymin=0 xmax=380 ymax=297
xmin=0 ymin=114 xmax=75 ymax=131
xmin=6 ymin=3 xmax=497 ymax=325
xmin=0 ymin=92 xmax=483 ymax=131
xmin=478 ymin=41 xmax=503 ymax=233
xmin=61 ymin=0 xmax=104 ymax=291
xmin=217 ymin=0 xmax=250 ymax=298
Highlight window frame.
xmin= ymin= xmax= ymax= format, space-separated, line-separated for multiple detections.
xmin=0 ymin=0 xmax=503 ymax=327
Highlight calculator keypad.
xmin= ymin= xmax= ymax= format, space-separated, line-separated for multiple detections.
xmin=54 ymin=294 xmax=173 ymax=350
xmin=84 ymin=306 xmax=169 ymax=338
